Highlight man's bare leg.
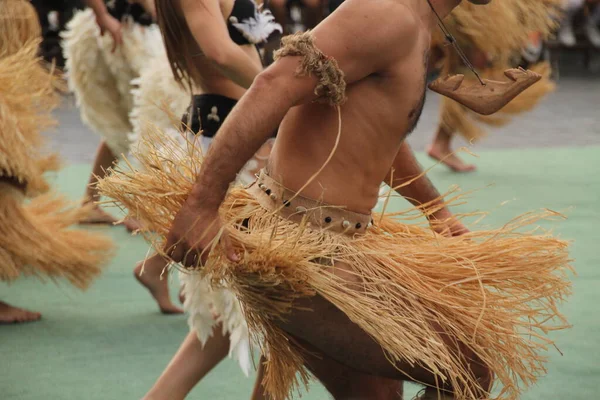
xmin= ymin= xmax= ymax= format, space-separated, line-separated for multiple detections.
xmin=250 ymin=356 xmax=270 ymax=400
xmin=134 ymin=254 xmax=183 ymax=314
xmin=80 ymin=140 xmax=119 ymax=225
xmin=277 ymin=289 xmax=492 ymax=398
xmin=0 ymin=301 xmax=41 ymax=324
xmin=427 ymin=125 xmax=476 ymax=173
xmin=293 ymin=335 xmax=403 ymax=400
xmin=142 ymin=329 xmax=231 ymax=400
xmin=80 ymin=141 xmax=144 ymax=231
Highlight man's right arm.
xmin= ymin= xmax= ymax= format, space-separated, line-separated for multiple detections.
xmin=166 ymin=0 xmax=421 ymax=263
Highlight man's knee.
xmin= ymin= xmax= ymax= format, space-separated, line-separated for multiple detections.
xmin=467 ymin=363 xmax=494 ymax=398
xmin=477 ymin=365 xmax=494 ymax=394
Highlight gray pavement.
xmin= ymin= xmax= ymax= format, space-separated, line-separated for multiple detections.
xmin=45 ymin=67 xmax=600 ymax=165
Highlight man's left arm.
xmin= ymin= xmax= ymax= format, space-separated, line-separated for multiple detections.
xmin=384 ymin=142 xmax=468 ymax=237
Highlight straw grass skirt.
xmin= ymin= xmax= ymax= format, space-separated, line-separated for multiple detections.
xmin=98 ymin=129 xmax=572 ymax=400
xmin=61 ymin=9 xmax=163 ymax=157
xmin=0 ymin=185 xmax=113 ymax=288
xmin=0 ymin=0 xmax=113 ymax=287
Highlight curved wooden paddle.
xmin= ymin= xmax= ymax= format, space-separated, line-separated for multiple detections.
xmin=428 ymin=67 xmax=542 ymax=116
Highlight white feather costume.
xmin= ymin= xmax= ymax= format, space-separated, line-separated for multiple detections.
xmin=131 ymin=48 xmax=254 ymax=376
xmin=61 ymin=9 xmax=163 ymax=157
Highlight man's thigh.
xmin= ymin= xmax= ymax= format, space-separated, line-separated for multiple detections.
xmin=275 ymin=260 xmax=491 ymax=394
xmin=277 ymin=291 xmax=428 ymax=382
xmin=294 ymin=335 xmax=403 ymax=400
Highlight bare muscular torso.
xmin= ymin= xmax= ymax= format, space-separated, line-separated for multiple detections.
xmin=269 ymin=0 xmax=433 ymax=214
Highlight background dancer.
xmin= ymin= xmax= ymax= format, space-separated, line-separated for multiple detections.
xmin=0 ymin=0 xmax=112 ymax=323
xmin=115 ymin=0 xmax=571 ymax=398
xmin=109 ymin=0 xmax=280 ymax=396
xmin=62 ymin=0 xmax=159 ymax=227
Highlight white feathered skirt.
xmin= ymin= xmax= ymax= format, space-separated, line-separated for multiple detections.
xmin=61 ymin=9 xmax=163 ymax=157
xmin=130 ymin=48 xmax=253 ymax=376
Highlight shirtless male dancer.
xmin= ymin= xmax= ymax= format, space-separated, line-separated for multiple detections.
xmin=165 ymin=0 xmax=501 ymax=399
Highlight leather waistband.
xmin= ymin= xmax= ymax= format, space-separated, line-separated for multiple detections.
xmin=247 ymin=170 xmax=372 ymax=236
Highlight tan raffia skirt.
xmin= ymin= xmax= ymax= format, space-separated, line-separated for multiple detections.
xmin=0 ymin=1 xmax=112 ymax=288
xmin=98 ymin=130 xmax=572 ymax=400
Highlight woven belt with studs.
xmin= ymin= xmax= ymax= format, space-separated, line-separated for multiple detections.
xmin=247 ymin=170 xmax=372 ymax=236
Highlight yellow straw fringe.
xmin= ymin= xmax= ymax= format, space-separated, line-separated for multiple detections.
xmin=0 ymin=185 xmax=113 ymax=288
xmin=0 ymin=0 xmax=42 ymax=56
xmin=0 ymin=1 xmax=113 ymax=286
xmin=99 ymin=129 xmax=572 ymax=400
xmin=434 ymin=0 xmax=563 ymax=62
xmin=0 ymin=37 xmax=63 ymax=195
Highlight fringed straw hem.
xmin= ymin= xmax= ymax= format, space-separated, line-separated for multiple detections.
xmin=0 ymin=187 xmax=113 ymax=288
xmin=98 ymin=127 xmax=572 ymax=400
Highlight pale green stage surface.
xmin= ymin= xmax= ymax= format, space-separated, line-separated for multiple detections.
xmin=1 ymin=146 xmax=598 ymax=399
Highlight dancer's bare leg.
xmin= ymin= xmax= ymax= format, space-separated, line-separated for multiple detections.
xmin=427 ymin=125 xmax=476 ymax=173
xmin=0 ymin=301 xmax=41 ymax=324
xmin=79 ymin=141 xmax=143 ymax=231
xmin=278 ymin=284 xmax=492 ymax=398
xmin=250 ymin=356 xmax=270 ymax=400
xmin=134 ymin=254 xmax=183 ymax=314
xmin=294 ymin=335 xmax=403 ymax=400
xmin=122 ymin=217 xmax=144 ymax=233
xmin=80 ymin=140 xmax=119 ymax=225
xmin=142 ymin=329 xmax=230 ymax=400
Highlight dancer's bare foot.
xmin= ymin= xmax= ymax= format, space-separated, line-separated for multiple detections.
xmin=79 ymin=204 xmax=119 ymax=225
xmin=121 ymin=217 xmax=144 ymax=233
xmin=0 ymin=301 xmax=41 ymax=324
xmin=178 ymin=286 xmax=186 ymax=305
xmin=134 ymin=256 xmax=183 ymax=314
xmin=427 ymin=144 xmax=476 ymax=173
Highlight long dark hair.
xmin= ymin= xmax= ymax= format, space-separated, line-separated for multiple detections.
xmin=155 ymin=0 xmax=203 ymax=90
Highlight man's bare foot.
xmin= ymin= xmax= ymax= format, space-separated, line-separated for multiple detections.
xmin=0 ymin=301 xmax=41 ymax=324
xmin=427 ymin=145 xmax=476 ymax=173
xmin=121 ymin=217 xmax=144 ymax=233
xmin=79 ymin=204 xmax=119 ymax=225
xmin=134 ymin=258 xmax=183 ymax=314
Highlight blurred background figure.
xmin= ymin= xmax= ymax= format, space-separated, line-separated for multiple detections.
xmin=268 ymin=0 xmax=326 ymax=33
xmin=31 ymin=0 xmax=83 ymax=67
xmin=558 ymin=0 xmax=600 ymax=47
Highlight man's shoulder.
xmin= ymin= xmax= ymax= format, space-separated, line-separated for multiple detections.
xmin=338 ymin=0 xmax=421 ymax=43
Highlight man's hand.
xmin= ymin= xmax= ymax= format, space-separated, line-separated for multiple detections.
xmin=164 ymin=195 xmax=239 ymax=268
xmin=96 ymin=13 xmax=123 ymax=52
xmin=428 ymin=208 xmax=469 ymax=237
